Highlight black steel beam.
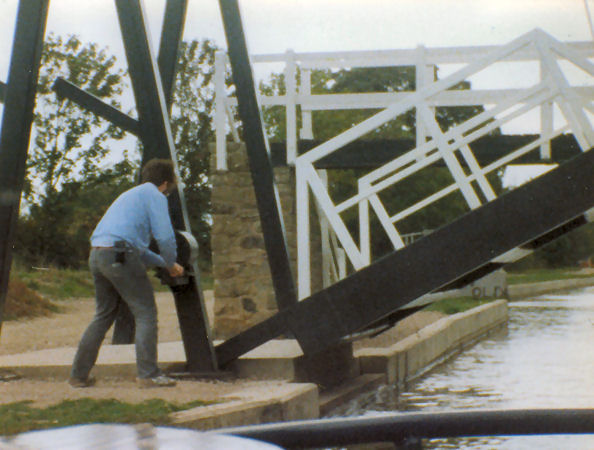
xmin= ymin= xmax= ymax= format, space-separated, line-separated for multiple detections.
xmin=218 ymin=0 xmax=298 ymax=311
xmin=269 ymin=134 xmax=581 ymax=169
xmin=218 ymin=148 xmax=594 ymax=360
xmin=215 ymin=311 xmax=289 ymax=367
xmin=0 ymin=81 xmax=6 ymax=103
xmin=287 ymin=148 xmax=594 ymax=354
xmin=157 ymin=0 xmax=187 ymax=113
xmin=115 ymin=0 xmax=217 ymax=371
xmin=219 ymin=409 xmax=594 ymax=448
xmin=110 ymin=0 xmax=187 ymax=344
xmin=0 ymin=1 xmax=49 ymax=331
xmin=53 ymin=77 xmax=140 ymax=135
xmin=49 ymin=0 xmax=186 ymax=136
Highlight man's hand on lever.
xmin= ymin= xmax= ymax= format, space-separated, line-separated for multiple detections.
xmin=168 ymin=262 xmax=185 ymax=277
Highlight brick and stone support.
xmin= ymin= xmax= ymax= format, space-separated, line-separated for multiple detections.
xmin=210 ymin=143 xmax=300 ymax=339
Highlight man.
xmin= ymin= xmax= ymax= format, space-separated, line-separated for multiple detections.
xmin=70 ymin=159 xmax=184 ymax=388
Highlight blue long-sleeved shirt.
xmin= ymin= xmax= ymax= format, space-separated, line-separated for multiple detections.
xmin=90 ymin=182 xmax=177 ymax=268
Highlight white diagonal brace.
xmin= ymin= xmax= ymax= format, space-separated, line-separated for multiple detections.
xmin=418 ymin=103 xmax=482 ymax=209
xmin=536 ymin=34 xmax=594 ymax=149
xmin=300 ymin=161 xmax=366 ymax=270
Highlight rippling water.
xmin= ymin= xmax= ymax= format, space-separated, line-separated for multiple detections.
xmin=331 ymin=286 xmax=594 ymax=449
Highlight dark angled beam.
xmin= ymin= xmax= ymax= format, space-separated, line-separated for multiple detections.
xmin=0 ymin=0 xmax=49 ymax=332
xmin=219 ymin=0 xmax=298 ymax=311
xmin=116 ymin=0 xmax=187 ymax=229
xmin=217 ymin=148 xmax=594 ymax=360
xmin=0 ymin=81 xmax=6 ymax=103
xmin=269 ymin=134 xmax=582 ymax=169
xmin=53 ymin=78 xmax=140 ymax=136
xmin=50 ymin=0 xmax=186 ymax=134
xmin=219 ymin=409 xmax=594 ymax=448
xmin=110 ymin=0 xmax=185 ymax=346
xmin=157 ymin=0 xmax=188 ymax=113
xmin=216 ymin=311 xmax=289 ymax=366
xmin=115 ymin=0 xmax=217 ymax=371
xmin=286 ymin=148 xmax=594 ymax=354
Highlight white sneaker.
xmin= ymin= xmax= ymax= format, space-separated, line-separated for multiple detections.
xmin=137 ymin=374 xmax=176 ymax=388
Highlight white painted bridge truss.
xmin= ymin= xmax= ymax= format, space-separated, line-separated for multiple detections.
xmin=215 ymin=29 xmax=594 ymax=300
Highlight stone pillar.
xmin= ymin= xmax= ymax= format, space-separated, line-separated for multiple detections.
xmin=210 ymin=143 xmax=299 ymax=339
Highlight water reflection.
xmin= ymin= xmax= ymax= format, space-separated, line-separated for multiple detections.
xmin=330 ymin=287 xmax=594 ymax=448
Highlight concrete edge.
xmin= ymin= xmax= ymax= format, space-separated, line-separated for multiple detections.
xmin=169 ymin=382 xmax=319 ymax=430
xmin=355 ymin=300 xmax=509 ymax=385
xmin=151 ymin=278 xmax=594 ymax=426
xmin=319 ymin=374 xmax=386 ymax=416
xmin=508 ymin=276 xmax=594 ymax=299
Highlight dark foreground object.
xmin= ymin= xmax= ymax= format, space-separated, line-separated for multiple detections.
xmin=0 ymin=424 xmax=280 ymax=449
xmin=221 ymin=408 xmax=594 ymax=448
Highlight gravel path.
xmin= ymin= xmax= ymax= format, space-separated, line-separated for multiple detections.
xmin=0 ymin=291 xmax=442 ymax=407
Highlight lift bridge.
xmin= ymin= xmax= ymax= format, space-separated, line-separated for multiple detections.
xmin=0 ymin=0 xmax=593 ymax=377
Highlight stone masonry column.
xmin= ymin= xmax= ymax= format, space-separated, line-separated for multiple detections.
xmin=210 ymin=143 xmax=298 ymax=339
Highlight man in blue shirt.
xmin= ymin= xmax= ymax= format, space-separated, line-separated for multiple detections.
xmin=70 ymin=159 xmax=184 ymax=388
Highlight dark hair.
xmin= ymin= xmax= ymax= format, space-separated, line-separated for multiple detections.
xmin=141 ymin=159 xmax=176 ymax=187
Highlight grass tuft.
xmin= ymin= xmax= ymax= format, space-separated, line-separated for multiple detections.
xmin=507 ymin=268 xmax=593 ymax=285
xmin=0 ymin=398 xmax=209 ymax=436
xmin=425 ymin=296 xmax=494 ymax=315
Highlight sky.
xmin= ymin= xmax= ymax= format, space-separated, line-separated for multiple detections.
xmin=1 ymin=0 xmax=592 ymax=79
xmin=0 ymin=0 xmax=592 ymax=173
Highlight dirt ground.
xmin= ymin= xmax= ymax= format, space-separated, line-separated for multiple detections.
xmin=0 ymin=291 xmax=443 ymax=407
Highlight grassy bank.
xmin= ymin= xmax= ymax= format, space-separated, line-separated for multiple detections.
xmin=506 ymin=268 xmax=593 ymax=285
xmin=0 ymin=398 xmax=208 ymax=436
xmin=427 ymin=268 xmax=593 ymax=315
xmin=425 ymin=296 xmax=494 ymax=315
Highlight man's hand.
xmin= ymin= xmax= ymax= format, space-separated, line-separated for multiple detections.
xmin=168 ymin=262 xmax=185 ymax=277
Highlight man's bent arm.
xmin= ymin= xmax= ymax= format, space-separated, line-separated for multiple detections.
xmin=147 ymin=191 xmax=177 ymax=267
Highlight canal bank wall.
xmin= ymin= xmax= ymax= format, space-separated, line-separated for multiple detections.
xmin=508 ymin=275 xmax=594 ymax=299
xmin=355 ymin=300 xmax=508 ymax=386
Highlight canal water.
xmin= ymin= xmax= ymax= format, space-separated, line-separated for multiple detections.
xmin=330 ymin=286 xmax=594 ymax=449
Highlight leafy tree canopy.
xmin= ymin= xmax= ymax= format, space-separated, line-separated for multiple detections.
xmin=27 ymin=33 xmax=127 ymax=202
xmin=16 ymin=34 xmax=130 ymax=268
xmin=15 ymin=37 xmax=223 ymax=269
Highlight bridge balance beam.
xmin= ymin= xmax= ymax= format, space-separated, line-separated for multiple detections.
xmin=115 ymin=0 xmax=216 ymax=371
xmin=269 ymin=134 xmax=582 ymax=169
xmin=0 ymin=1 xmax=49 ymax=331
xmin=217 ymin=148 xmax=594 ymax=363
xmin=218 ymin=0 xmax=299 ymax=312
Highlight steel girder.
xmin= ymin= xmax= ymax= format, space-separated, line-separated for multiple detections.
xmin=218 ymin=0 xmax=299 ymax=313
xmin=157 ymin=0 xmax=188 ymax=113
xmin=216 ymin=148 xmax=594 ymax=363
xmin=114 ymin=0 xmax=216 ymax=371
xmin=110 ymin=0 xmax=188 ymax=346
xmin=52 ymin=78 xmax=140 ymax=136
xmin=0 ymin=1 xmax=49 ymax=331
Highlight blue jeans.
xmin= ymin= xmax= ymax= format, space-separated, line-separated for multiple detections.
xmin=71 ymin=248 xmax=160 ymax=379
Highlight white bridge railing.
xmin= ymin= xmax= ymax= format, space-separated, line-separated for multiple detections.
xmin=214 ymin=29 xmax=594 ymax=299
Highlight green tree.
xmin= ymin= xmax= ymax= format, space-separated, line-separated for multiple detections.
xmin=260 ymin=66 xmax=488 ymax=142
xmin=16 ymin=159 xmax=136 ymax=267
xmin=15 ymin=34 xmax=129 ymax=267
